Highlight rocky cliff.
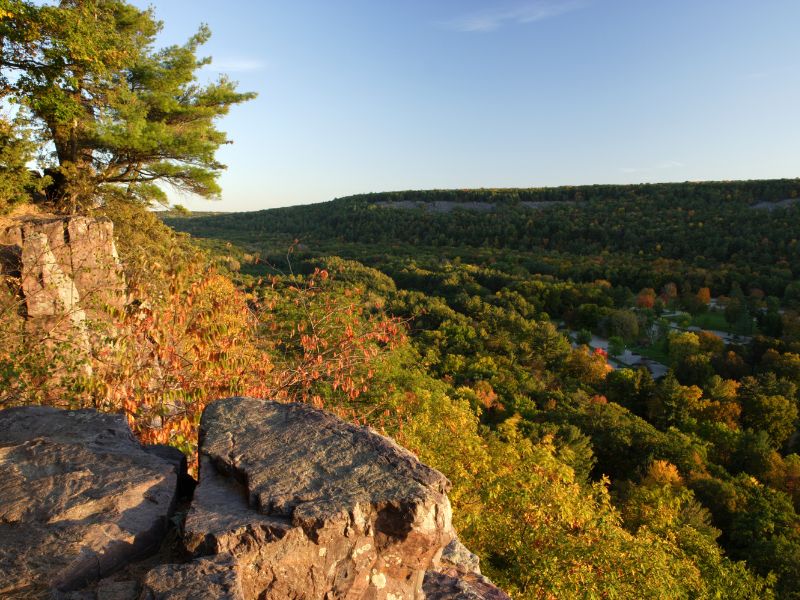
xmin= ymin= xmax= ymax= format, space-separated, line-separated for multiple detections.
xmin=0 ymin=398 xmax=509 ymax=599
xmin=0 ymin=215 xmax=126 ymax=354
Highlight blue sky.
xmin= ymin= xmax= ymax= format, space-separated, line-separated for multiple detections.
xmin=134 ymin=0 xmax=800 ymax=211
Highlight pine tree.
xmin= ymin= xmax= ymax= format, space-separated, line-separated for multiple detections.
xmin=0 ymin=115 xmax=43 ymax=211
xmin=0 ymin=0 xmax=256 ymax=212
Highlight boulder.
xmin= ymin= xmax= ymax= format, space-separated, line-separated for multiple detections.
xmin=184 ymin=397 xmax=455 ymax=599
xmin=422 ymin=538 xmax=511 ymax=600
xmin=0 ymin=406 xmax=181 ymax=597
xmin=439 ymin=538 xmax=482 ymax=575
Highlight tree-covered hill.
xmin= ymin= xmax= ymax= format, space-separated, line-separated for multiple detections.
xmin=166 ymin=179 xmax=800 ymax=299
xmin=162 ymin=178 xmax=800 ymax=597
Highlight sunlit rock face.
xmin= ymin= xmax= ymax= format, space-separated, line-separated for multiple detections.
xmin=0 ymin=406 xmax=180 ymax=598
xmin=0 ymin=216 xmax=127 ymax=374
xmin=0 ymin=398 xmax=510 ymax=599
xmin=0 ymin=216 xmax=126 ymax=323
xmin=182 ymin=397 xmax=455 ymax=600
xmin=423 ymin=538 xmax=512 ymax=600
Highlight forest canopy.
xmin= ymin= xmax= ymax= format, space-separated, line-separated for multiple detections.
xmin=164 ymin=179 xmax=800 ymax=597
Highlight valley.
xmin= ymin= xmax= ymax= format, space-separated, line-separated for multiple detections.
xmin=4 ymin=1 xmax=799 ymax=596
xmin=162 ymin=179 xmax=800 ymax=598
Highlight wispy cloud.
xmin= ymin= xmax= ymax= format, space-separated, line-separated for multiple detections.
xmin=445 ymin=0 xmax=588 ymax=33
xmin=655 ymin=160 xmax=683 ymax=169
xmin=204 ymin=58 xmax=266 ymax=73
xmin=743 ymin=65 xmax=794 ymax=80
xmin=619 ymin=161 xmax=684 ymax=175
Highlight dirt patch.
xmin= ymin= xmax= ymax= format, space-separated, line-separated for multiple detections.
xmin=750 ymin=198 xmax=800 ymax=211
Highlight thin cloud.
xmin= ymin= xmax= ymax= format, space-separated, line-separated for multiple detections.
xmin=619 ymin=161 xmax=684 ymax=174
xmin=656 ymin=160 xmax=684 ymax=169
xmin=445 ymin=0 xmax=588 ymax=33
xmin=204 ymin=58 xmax=266 ymax=73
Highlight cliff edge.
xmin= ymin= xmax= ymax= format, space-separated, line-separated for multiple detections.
xmin=0 ymin=398 xmax=509 ymax=600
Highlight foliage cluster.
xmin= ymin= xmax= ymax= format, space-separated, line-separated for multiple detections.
xmin=165 ymin=188 xmax=800 ymax=598
xmin=0 ymin=0 xmax=254 ymax=213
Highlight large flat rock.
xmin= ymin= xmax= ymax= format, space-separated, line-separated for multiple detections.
xmin=0 ymin=406 xmax=180 ymax=598
xmin=185 ymin=397 xmax=455 ymax=599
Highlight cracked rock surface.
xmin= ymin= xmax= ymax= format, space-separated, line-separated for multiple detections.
xmin=0 ymin=399 xmax=510 ymax=599
xmin=183 ymin=397 xmax=455 ymax=599
xmin=0 ymin=406 xmax=180 ymax=598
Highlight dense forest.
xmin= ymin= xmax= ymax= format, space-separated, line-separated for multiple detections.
xmin=3 ymin=0 xmax=800 ymax=597
xmin=163 ymin=180 xmax=800 ymax=598
xmin=168 ymin=180 xmax=800 ymax=300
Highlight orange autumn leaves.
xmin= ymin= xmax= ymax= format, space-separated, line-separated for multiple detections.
xmin=56 ymin=263 xmax=403 ymax=458
xmin=263 ymin=267 xmax=404 ymax=408
xmin=95 ymin=270 xmax=266 ymax=451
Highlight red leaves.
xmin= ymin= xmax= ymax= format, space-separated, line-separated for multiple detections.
xmin=257 ymin=267 xmax=405 ymax=407
xmin=86 ymin=266 xmax=275 ymax=465
xmin=5 ymin=256 xmax=403 ymax=472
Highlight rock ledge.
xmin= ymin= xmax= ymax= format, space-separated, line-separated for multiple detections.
xmin=0 ymin=399 xmax=509 ymax=599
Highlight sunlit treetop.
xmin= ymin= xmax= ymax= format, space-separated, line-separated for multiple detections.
xmin=0 ymin=0 xmax=256 ymax=213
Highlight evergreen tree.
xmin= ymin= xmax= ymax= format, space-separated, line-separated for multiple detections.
xmin=0 ymin=0 xmax=255 ymax=212
xmin=0 ymin=115 xmax=43 ymax=211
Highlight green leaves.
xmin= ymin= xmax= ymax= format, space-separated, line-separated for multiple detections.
xmin=0 ymin=0 xmax=255 ymax=211
xmin=0 ymin=115 xmax=45 ymax=211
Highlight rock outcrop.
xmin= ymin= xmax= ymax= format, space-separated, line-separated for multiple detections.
xmin=423 ymin=539 xmax=510 ymax=600
xmin=0 ymin=406 xmax=181 ymax=598
xmin=422 ymin=571 xmax=511 ymax=600
xmin=181 ymin=398 xmax=454 ymax=599
xmin=0 ymin=215 xmax=126 ymax=346
xmin=0 ymin=399 xmax=509 ymax=599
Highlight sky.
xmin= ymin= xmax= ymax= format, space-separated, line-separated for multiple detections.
xmin=131 ymin=0 xmax=800 ymax=212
